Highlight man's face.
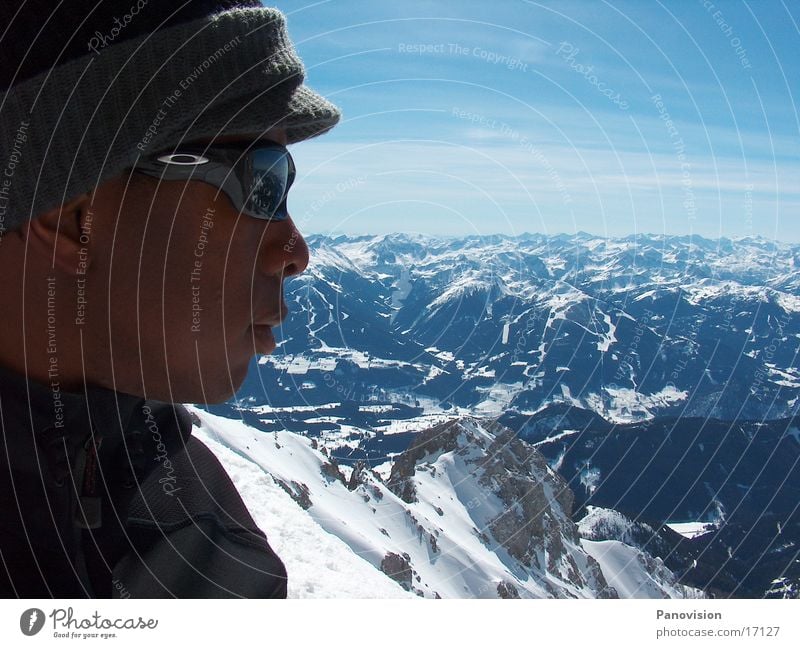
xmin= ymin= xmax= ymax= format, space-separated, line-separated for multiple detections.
xmin=85 ymin=127 xmax=308 ymax=403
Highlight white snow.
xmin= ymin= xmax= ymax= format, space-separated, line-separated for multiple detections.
xmin=596 ymin=311 xmax=617 ymax=352
xmin=190 ymin=417 xmax=411 ymax=598
xmin=578 ymin=506 xmax=638 ymax=541
xmin=390 ymin=266 xmax=413 ymax=323
xmin=579 ymin=465 xmax=601 ymax=496
xmin=582 ymin=540 xmax=703 ymax=598
xmin=581 ymin=385 xmax=688 ymax=423
xmin=533 ymin=429 xmax=580 ymax=447
xmin=775 ymin=292 xmax=800 ymax=313
xmin=247 ymin=402 xmax=339 ymax=415
xmin=473 ymin=381 xmax=525 ymax=415
xmin=666 ymin=521 xmax=719 ymax=540
xmin=541 ymin=284 xmax=586 ymax=320
xmin=358 ymin=404 xmax=396 ymax=413
xmin=426 ymin=273 xmax=492 ymax=312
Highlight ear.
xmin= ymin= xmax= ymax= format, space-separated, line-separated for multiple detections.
xmin=27 ymin=192 xmax=92 ymax=276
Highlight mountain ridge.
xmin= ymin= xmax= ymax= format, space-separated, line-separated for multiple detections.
xmin=191 ymin=406 xmax=703 ymax=598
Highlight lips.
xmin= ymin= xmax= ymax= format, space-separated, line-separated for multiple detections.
xmin=253 ymin=298 xmax=288 ymax=326
xmin=251 ymin=302 xmax=287 ymax=354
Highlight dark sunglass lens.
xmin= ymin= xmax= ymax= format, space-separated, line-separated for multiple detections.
xmin=243 ymin=148 xmax=291 ymax=220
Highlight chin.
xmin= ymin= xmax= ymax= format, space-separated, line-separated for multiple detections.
xmin=196 ymin=386 xmax=238 ymax=405
xmin=150 ymin=364 xmax=245 ymax=405
xmin=143 ymin=382 xmax=230 ymax=405
xmin=200 ymin=358 xmax=251 ymax=404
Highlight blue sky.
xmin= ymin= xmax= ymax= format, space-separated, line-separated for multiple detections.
xmin=269 ymin=1 xmax=798 ymax=240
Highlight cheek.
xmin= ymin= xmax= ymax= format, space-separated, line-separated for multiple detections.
xmin=220 ymin=242 xmax=263 ymax=336
xmin=102 ymin=179 xmax=261 ymax=339
xmin=165 ymin=209 xmax=262 ymax=339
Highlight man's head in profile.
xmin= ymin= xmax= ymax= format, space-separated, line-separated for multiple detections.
xmin=0 ymin=0 xmax=340 ymax=599
xmin=0 ymin=0 xmax=340 ymax=404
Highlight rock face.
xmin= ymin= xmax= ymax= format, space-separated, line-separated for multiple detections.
xmin=381 ymin=552 xmax=413 ymax=588
xmin=496 ymin=581 xmax=520 ymax=599
xmin=273 ymin=478 xmax=312 ymax=510
xmin=480 ymin=426 xmax=577 ymax=574
xmin=387 ymin=417 xmax=618 ymax=598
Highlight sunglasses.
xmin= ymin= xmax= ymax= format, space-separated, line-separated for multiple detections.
xmin=133 ymin=140 xmax=296 ymax=222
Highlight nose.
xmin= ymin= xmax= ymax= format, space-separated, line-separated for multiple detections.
xmin=260 ymin=216 xmax=309 ymax=278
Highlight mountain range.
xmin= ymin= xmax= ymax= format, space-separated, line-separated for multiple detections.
xmin=243 ymin=232 xmax=800 ymax=423
xmin=197 ymin=233 xmax=800 ymax=598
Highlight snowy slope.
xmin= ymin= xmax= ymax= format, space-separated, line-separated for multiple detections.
xmin=189 ymin=407 xmax=412 ymax=598
xmin=189 ymin=406 xmax=700 ymax=599
xmin=581 ymin=539 xmax=702 ymax=598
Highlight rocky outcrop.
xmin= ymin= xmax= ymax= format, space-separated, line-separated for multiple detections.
xmin=347 ymin=460 xmax=367 ymax=490
xmin=386 ymin=416 xmax=618 ymax=597
xmin=273 ymin=478 xmax=312 ymax=510
xmin=497 ymin=581 xmax=520 ymax=598
xmin=387 ymin=419 xmax=475 ymax=503
xmin=381 ymin=552 xmax=413 ymax=588
xmin=320 ymin=458 xmax=346 ymax=485
xmin=479 ymin=426 xmax=577 ymax=573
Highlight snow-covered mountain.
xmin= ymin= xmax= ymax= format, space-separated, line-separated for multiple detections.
xmin=201 ymin=232 xmax=800 ymax=598
xmin=240 ymin=232 xmax=800 ymax=434
xmin=503 ymin=406 xmax=800 ymax=598
xmin=189 ymin=406 xmax=702 ymax=599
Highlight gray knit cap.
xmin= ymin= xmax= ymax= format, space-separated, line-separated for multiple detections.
xmin=0 ymin=5 xmax=341 ymax=235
